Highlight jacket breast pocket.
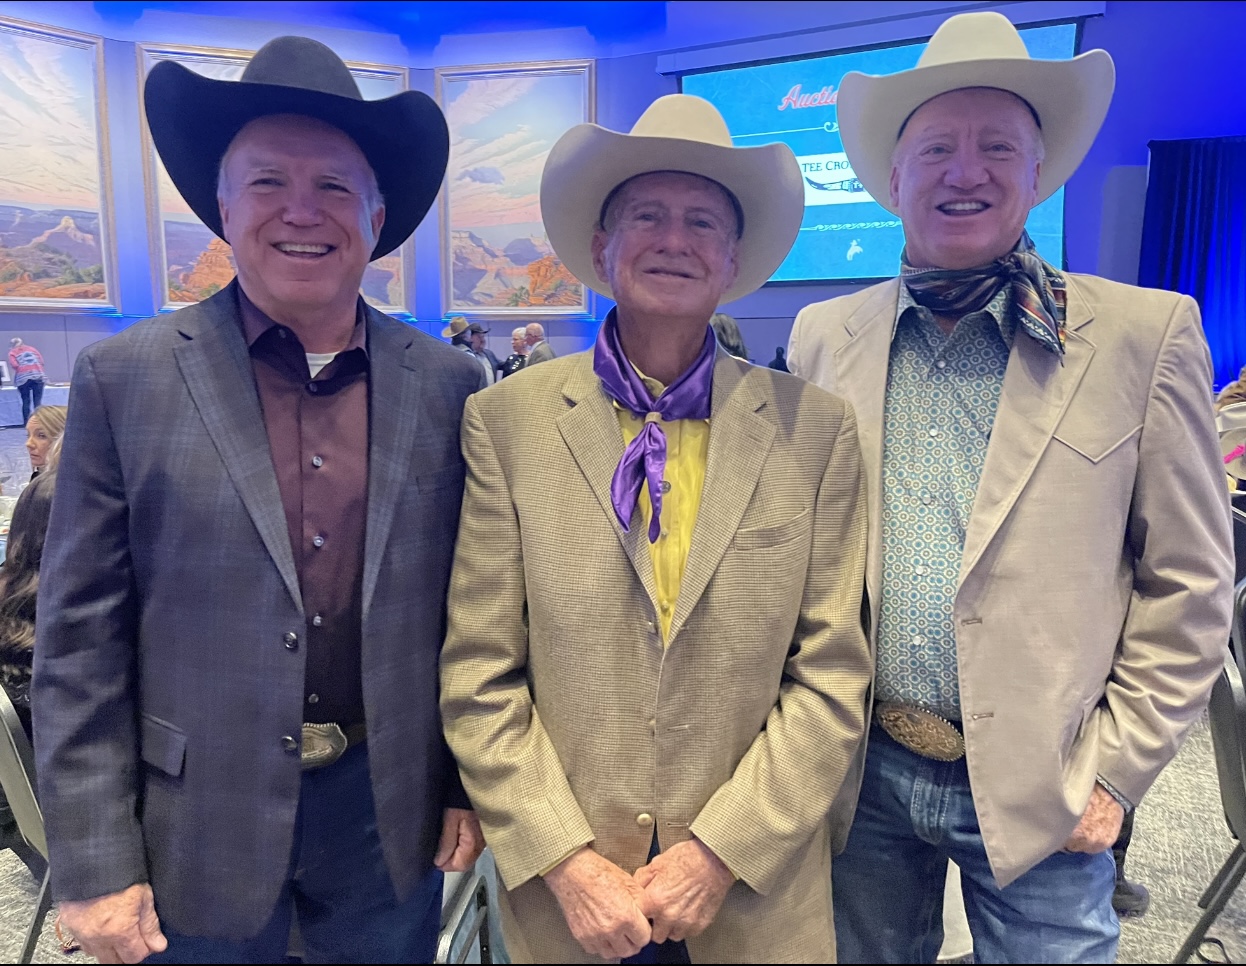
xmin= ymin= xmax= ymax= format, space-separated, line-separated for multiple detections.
xmin=733 ymin=508 xmax=812 ymax=551
xmin=1052 ymin=423 xmax=1142 ymax=464
xmin=140 ymin=713 xmax=186 ymax=778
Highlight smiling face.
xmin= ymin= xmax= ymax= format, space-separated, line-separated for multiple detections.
xmin=591 ymin=171 xmax=740 ymax=325
xmin=218 ymin=114 xmax=385 ymax=322
xmin=890 ymin=87 xmax=1043 ymax=270
xmin=25 ymin=415 xmax=53 ymax=469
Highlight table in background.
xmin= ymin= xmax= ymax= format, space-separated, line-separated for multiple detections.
xmin=0 ymin=384 xmax=70 ymax=427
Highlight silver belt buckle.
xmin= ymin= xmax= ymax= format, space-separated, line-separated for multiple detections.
xmin=875 ymin=702 xmax=965 ymax=762
xmin=301 ymin=722 xmax=349 ymax=771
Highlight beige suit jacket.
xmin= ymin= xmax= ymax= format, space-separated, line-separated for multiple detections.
xmin=441 ymin=349 xmax=871 ymax=963
xmin=788 ymin=273 xmax=1235 ymax=887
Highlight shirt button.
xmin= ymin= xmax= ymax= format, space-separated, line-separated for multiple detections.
xmin=936 ymin=359 xmax=947 ymax=369
xmin=646 ymin=621 xmax=657 ymax=633
xmin=660 ymin=481 xmax=671 ymax=494
xmin=307 ymin=383 xmax=319 ymax=394
xmin=911 ymin=634 xmax=925 ymax=647
xmin=636 ymin=812 xmax=655 ymax=828
xmin=311 ymin=455 xmax=324 ymax=468
xmin=281 ymin=735 xmax=299 ymax=754
xmin=660 ymin=601 xmax=671 ymax=613
xmin=312 ymin=614 xmax=323 ymax=627
xmin=921 ymin=495 xmax=933 ymax=506
xmin=307 ymin=693 xmax=319 ymax=705
xmin=928 ymin=428 xmax=939 ymax=438
xmin=312 ymin=534 xmax=325 ymax=548
xmin=277 ymin=329 xmax=288 ymax=340
xmin=660 ymin=529 xmax=669 ymax=539
xmin=283 ymin=631 xmax=298 ymax=650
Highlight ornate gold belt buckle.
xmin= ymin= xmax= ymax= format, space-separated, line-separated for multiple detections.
xmin=875 ymin=702 xmax=965 ymax=762
xmin=301 ymin=722 xmax=349 ymax=771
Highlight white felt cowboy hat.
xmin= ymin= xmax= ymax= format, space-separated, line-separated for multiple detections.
xmin=539 ymin=94 xmax=803 ymax=304
xmin=837 ymin=11 xmax=1116 ymax=215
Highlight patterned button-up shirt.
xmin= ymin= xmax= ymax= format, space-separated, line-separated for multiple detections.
xmin=874 ymin=284 xmax=1014 ymax=720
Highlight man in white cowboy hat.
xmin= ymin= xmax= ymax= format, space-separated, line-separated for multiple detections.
xmin=440 ymin=93 xmax=872 ymax=963
xmin=787 ymin=11 xmax=1234 ymax=962
xmin=34 ymin=36 xmax=484 ymax=963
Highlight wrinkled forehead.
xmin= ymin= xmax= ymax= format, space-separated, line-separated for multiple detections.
xmin=898 ymin=87 xmax=1042 ymax=142
xmin=600 ymin=170 xmax=743 ymax=235
xmin=223 ymin=113 xmax=373 ymax=174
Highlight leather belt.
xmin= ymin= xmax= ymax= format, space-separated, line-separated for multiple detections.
xmin=875 ymin=702 xmax=964 ymax=762
xmin=300 ymin=721 xmax=367 ymax=771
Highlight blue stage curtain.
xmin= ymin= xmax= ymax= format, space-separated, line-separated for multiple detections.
xmin=1138 ymin=136 xmax=1246 ymax=390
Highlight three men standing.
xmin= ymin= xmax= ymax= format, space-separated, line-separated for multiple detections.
xmin=440 ymin=94 xmax=872 ymax=963
xmin=35 ymin=37 xmax=482 ymax=964
xmin=789 ymin=12 xmax=1234 ymax=962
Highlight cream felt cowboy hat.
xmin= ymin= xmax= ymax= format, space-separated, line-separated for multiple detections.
xmin=837 ymin=11 xmax=1116 ymax=215
xmin=539 ymin=94 xmax=803 ymax=304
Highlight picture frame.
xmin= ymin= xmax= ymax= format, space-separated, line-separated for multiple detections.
xmin=0 ymin=16 xmax=118 ymax=312
xmin=136 ymin=43 xmax=413 ymax=314
xmin=436 ymin=59 xmax=594 ymax=320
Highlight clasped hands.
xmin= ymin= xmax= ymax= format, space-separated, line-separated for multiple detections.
xmin=544 ymin=839 xmax=734 ymax=960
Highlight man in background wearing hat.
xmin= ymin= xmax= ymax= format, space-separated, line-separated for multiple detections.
xmin=34 ymin=37 xmax=484 ymax=963
xmin=788 ymin=11 xmax=1234 ymax=962
xmin=470 ymin=324 xmax=502 ymax=384
xmin=444 ymin=315 xmax=496 ymax=386
xmin=441 ymin=94 xmax=872 ymax=963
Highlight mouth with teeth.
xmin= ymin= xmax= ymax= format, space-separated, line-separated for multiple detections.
xmin=643 ymin=267 xmax=697 ymax=280
xmin=275 ymin=242 xmax=334 ymax=257
xmin=937 ymin=201 xmax=991 ymax=216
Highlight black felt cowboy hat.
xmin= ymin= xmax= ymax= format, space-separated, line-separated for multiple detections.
xmin=144 ymin=35 xmax=448 ymax=260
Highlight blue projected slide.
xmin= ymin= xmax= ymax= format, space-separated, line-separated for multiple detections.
xmin=682 ymin=23 xmax=1078 ymax=283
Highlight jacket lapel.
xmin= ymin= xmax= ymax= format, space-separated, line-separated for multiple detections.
xmin=171 ymin=282 xmax=302 ymax=613
xmin=668 ymin=352 xmax=775 ymax=643
xmin=832 ymin=279 xmax=900 ymax=625
xmin=959 ymin=279 xmax=1097 ymax=582
xmin=361 ymin=308 xmax=424 ymax=618
xmin=557 ymin=356 xmax=661 ymax=613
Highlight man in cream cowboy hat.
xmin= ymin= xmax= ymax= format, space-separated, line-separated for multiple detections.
xmin=35 ymin=35 xmax=484 ymax=963
xmin=787 ymin=11 xmax=1234 ymax=962
xmin=441 ymin=94 xmax=872 ymax=963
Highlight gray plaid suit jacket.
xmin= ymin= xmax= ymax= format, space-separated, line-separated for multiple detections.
xmin=33 ymin=281 xmax=483 ymax=938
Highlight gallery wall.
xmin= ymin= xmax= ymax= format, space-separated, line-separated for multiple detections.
xmin=1 ymin=0 xmax=1243 ymax=379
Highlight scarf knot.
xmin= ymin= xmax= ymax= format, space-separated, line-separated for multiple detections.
xmin=593 ymin=313 xmax=715 ymax=542
xmin=900 ymin=231 xmax=1067 ymax=354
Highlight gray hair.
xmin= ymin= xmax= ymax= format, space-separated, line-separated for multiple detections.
xmin=215 ymin=116 xmax=384 ymax=217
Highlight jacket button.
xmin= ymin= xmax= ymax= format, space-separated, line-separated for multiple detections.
xmin=283 ymin=632 xmax=298 ymax=650
xmin=281 ymin=735 xmax=299 ymax=754
xmin=636 ymin=812 xmax=654 ymax=828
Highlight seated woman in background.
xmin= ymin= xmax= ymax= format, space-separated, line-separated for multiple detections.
xmin=24 ymin=403 xmax=66 ymax=483
xmin=0 ymin=432 xmax=61 ymax=740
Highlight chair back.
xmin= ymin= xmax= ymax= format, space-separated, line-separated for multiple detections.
xmin=0 ymin=687 xmax=45 ymax=860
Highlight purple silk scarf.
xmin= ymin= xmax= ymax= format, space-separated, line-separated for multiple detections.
xmin=593 ymin=313 xmax=715 ymax=542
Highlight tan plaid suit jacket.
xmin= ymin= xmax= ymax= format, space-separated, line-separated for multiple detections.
xmin=441 ymin=348 xmax=872 ymax=963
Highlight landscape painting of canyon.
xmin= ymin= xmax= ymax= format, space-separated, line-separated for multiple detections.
xmin=0 ymin=20 xmax=113 ymax=308
xmin=438 ymin=61 xmax=592 ymax=316
xmin=140 ymin=45 xmax=410 ymax=311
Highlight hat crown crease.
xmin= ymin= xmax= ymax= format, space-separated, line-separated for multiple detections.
xmin=919 ymin=14 xmax=1034 ymax=67
xmin=240 ymin=36 xmax=363 ymax=101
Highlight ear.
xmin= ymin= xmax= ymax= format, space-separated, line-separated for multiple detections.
xmin=371 ymin=205 xmax=386 ymax=244
xmin=590 ymin=229 xmax=611 ymax=285
xmin=889 ymin=162 xmax=901 ymax=210
xmin=218 ymin=194 xmax=232 ymax=243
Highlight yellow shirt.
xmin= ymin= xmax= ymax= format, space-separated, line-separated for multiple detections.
xmin=616 ymin=370 xmax=710 ymax=643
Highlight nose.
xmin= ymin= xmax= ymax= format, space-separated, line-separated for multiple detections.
xmin=281 ymin=182 xmax=324 ymax=226
xmin=943 ymin=147 xmax=990 ymax=190
xmin=652 ymin=217 xmax=695 ymax=255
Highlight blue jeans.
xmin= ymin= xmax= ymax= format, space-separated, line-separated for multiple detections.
xmin=147 ymin=743 xmax=442 ymax=964
xmin=833 ymin=725 xmax=1118 ymax=964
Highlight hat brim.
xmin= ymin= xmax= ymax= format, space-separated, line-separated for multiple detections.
xmin=144 ymin=60 xmax=449 ymax=260
xmin=837 ymin=50 xmax=1115 ymax=215
xmin=539 ymin=125 xmax=804 ymax=304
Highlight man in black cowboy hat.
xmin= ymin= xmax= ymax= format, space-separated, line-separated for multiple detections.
xmin=34 ymin=36 xmax=484 ymax=963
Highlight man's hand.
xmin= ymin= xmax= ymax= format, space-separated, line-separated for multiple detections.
xmin=1064 ymin=784 xmax=1125 ymax=853
xmin=633 ymin=837 xmax=734 ymax=943
xmin=57 ymin=883 xmax=167 ymax=964
xmin=435 ymin=808 xmax=486 ymax=872
xmin=543 ymin=846 xmax=653 ymax=959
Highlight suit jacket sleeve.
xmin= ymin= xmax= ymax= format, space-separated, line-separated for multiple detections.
xmin=1092 ymin=295 xmax=1234 ymax=805
xmin=32 ymin=351 xmax=148 ymax=901
xmin=440 ymin=394 xmax=595 ymax=889
xmin=689 ymin=403 xmax=873 ymax=895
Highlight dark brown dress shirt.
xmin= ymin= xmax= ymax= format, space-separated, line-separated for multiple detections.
xmin=239 ymin=289 xmax=369 ymax=727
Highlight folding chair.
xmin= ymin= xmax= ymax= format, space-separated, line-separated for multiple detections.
xmin=436 ymin=866 xmax=494 ymax=965
xmin=1172 ymin=579 xmax=1246 ymax=963
xmin=0 ymin=685 xmax=50 ymax=964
